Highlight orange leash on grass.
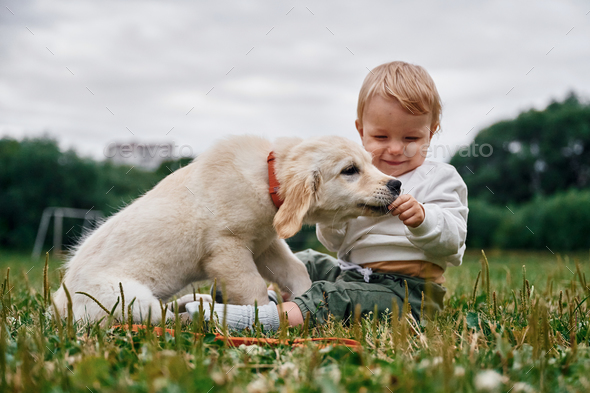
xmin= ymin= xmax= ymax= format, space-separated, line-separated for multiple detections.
xmin=113 ymin=324 xmax=361 ymax=349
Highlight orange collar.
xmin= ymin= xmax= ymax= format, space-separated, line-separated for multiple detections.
xmin=267 ymin=151 xmax=283 ymax=209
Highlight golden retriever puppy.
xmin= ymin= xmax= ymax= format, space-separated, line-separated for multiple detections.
xmin=53 ymin=135 xmax=401 ymax=322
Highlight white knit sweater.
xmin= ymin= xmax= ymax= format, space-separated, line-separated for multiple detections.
xmin=316 ymin=160 xmax=468 ymax=271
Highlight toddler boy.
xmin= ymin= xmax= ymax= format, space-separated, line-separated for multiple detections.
xmin=188 ymin=61 xmax=468 ymax=331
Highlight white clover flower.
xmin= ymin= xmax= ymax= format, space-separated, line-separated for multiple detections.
xmin=512 ymin=382 xmax=535 ymax=392
xmin=247 ymin=376 xmax=271 ymax=393
xmin=418 ymin=358 xmax=431 ymax=369
xmin=512 ymin=361 xmax=522 ymax=370
xmin=474 ymin=370 xmax=507 ymax=391
xmin=329 ymin=366 xmax=342 ymax=384
xmin=138 ymin=344 xmax=151 ymax=362
xmin=240 ymin=344 xmax=265 ymax=357
xmin=278 ymin=362 xmax=298 ymax=379
xmin=454 ymin=366 xmax=466 ymax=377
xmin=317 ymin=364 xmax=342 ymax=383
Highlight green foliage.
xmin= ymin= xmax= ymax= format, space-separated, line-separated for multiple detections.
xmin=286 ymin=224 xmax=326 ymax=253
xmin=494 ymin=189 xmax=590 ymax=251
xmin=465 ymin=199 xmax=506 ymax=249
xmin=451 ymin=93 xmax=590 ymax=205
xmin=0 ymin=136 xmax=98 ymax=250
xmin=467 ymin=189 xmax=590 ymax=251
xmin=0 ymin=136 xmax=190 ymax=252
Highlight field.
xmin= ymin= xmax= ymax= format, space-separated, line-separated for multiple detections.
xmin=1 ymin=248 xmax=589 ymax=392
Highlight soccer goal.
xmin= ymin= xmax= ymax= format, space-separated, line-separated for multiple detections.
xmin=32 ymin=207 xmax=103 ymax=259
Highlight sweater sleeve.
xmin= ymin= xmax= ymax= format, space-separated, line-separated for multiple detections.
xmin=316 ymin=222 xmax=348 ymax=252
xmin=405 ymin=166 xmax=468 ymax=258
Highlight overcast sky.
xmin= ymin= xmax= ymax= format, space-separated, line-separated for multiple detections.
xmin=1 ymin=0 xmax=589 ymax=163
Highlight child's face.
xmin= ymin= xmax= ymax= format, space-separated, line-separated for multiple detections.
xmin=356 ymin=95 xmax=432 ymax=177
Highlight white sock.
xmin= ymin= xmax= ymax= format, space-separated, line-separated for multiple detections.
xmin=186 ymin=301 xmax=281 ymax=331
xmin=267 ymin=289 xmax=279 ymax=304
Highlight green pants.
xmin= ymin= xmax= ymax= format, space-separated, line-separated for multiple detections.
xmin=292 ymin=249 xmax=447 ymax=326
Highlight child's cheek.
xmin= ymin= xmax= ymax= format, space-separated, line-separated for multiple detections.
xmin=364 ymin=143 xmax=382 ymax=161
xmin=405 ymin=142 xmax=418 ymax=158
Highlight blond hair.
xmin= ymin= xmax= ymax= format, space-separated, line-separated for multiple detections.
xmin=357 ymin=61 xmax=442 ymax=134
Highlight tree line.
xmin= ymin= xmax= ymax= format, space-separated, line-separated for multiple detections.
xmin=0 ymin=136 xmax=190 ymax=252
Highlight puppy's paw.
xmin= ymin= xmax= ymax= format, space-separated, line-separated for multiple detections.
xmin=168 ymin=294 xmax=212 ymax=313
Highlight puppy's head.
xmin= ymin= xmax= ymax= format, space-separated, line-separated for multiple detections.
xmin=273 ymin=136 xmax=400 ymax=239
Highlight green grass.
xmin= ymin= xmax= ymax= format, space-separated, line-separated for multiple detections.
xmin=1 ymin=248 xmax=590 ymax=392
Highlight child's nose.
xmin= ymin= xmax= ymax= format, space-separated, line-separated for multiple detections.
xmin=387 ymin=142 xmax=404 ymax=155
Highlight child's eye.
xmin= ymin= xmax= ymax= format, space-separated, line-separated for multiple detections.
xmin=406 ymin=137 xmax=419 ymax=141
xmin=374 ymin=136 xmax=387 ymax=140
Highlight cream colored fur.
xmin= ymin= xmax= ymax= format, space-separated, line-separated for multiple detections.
xmin=53 ymin=135 xmax=399 ymax=323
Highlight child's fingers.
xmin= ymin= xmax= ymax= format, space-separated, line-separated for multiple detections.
xmin=400 ymin=205 xmax=425 ymax=227
xmin=404 ymin=216 xmax=422 ymax=228
xmin=391 ymin=204 xmax=409 ymax=216
xmin=387 ymin=195 xmax=407 ymax=212
xmin=389 ymin=197 xmax=414 ymax=215
xmin=388 ymin=194 xmax=410 ymax=210
xmin=398 ymin=204 xmax=419 ymax=221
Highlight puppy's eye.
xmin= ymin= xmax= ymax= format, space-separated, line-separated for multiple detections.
xmin=340 ymin=165 xmax=359 ymax=176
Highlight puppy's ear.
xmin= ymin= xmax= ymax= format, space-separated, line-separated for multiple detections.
xmin=273 ymin=170 xmax=321 ymax=239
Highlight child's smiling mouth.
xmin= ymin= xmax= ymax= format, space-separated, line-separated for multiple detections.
xmin=382 ymin=159 xmax=406 ymax=166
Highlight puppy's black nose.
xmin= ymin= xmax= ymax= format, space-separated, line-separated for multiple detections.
xmin=387 ymin=179 xmax=402 ymax=195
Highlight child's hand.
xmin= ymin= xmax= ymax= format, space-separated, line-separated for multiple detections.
xmin=388 ymin=195 xmax=425 ymax=228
